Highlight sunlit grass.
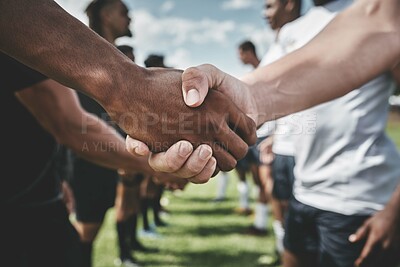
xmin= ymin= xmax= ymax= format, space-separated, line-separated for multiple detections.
xmin=94 ymin=174 xmax=276 ymax=267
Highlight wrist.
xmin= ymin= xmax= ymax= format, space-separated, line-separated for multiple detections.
xmin=124 ymin=154 xmax=156 ymax=177
xmin=87 ymin=60 xmax=147 ymax=109
xmin=247 ymin=82 xmax=272 ymax=127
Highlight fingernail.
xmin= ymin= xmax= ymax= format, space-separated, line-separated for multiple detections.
xmin=349 ymin=234 xmax=356 ymax=242
xmin=179 ymin=142 xmax=192 ymax=157
xmin=186 ymin=89 xmax=200 ymax=106
xmin=199 ymin=145 xmax=212 ymax=160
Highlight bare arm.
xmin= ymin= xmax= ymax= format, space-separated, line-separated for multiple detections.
xmin=0 ymin=0 xmax=140 ymax=103
xmin=15 ymin=79 xmax=150 ymax=174
xmin=244 ymin=0 xmax=400 ymax=124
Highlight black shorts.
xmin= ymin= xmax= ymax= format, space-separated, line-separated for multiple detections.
xmin=71 ymin=161 xmax=118 ymax=223
xmin=236 ymin=136 xmax=268 ymax=170
xmin=284 ymin=198 xmax=400 ymax=267
xmin=271 ymin=154 xmax=295 ymax=200
xmin=1 ymin=200 xmax=81 ymax=267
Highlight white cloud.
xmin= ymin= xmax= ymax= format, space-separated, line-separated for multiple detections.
xmin=133 ymin=9 xmax=236 ymax=48
xmin=55 ymin=0 xmax=90 ymax=24
xmin=160 ymin=1 xmax=175 ymax=13
xmin=129 ymin=9 xmax=238 ymax=67
xmin=165 ymin=48 xmax=194 ymax=69
xmin=221 ymin=0 xmax=258 ymax=10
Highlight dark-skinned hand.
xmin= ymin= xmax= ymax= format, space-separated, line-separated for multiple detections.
xmin=106 ymin=67 xmax=256 ymax=171
xmin=349 ymin=204 xmax=400 ymax=267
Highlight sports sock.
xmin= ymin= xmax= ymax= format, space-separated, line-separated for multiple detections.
xmin=215 ymin=172 xmax=229 ymax=199
xmin=116 ymin=221 xmax=131 ymax=259
xmin=254 ymin=202 xmax=268 ymax=230
xmin=141 ymin=198 xmax=150 ymax=231
xmin=237 ymin=181 xmax=249 ymax=209
xmin=272 ymin=220 xmax=285 ymax=254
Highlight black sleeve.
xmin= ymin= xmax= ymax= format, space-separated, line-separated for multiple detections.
xmin=0 ymin=52 xmax=48 ymax=92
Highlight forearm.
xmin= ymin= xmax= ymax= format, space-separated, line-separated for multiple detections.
xmin=244 ymin=0 xmax=400 ymax=124
xmin=17 ymin=81 xmax=152 ymax=174
xmin=0 ymin=0 xmax=144 ymax=104
xmin=65 ymin=113 xmax=155 ymax=175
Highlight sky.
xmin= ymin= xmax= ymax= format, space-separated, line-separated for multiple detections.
xmin=55 ymin=0 xmax=312 ymax=77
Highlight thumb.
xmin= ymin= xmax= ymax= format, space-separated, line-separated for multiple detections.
xmin=182 ymin=64 xmax=223 ymax=107
xmin=125 ymin=135 xmax=150 ymax=156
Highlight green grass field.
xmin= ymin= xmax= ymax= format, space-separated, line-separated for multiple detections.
xmin=93 ymin=175 xmax=276 ymax=267
xmin=91 ymin=113 xmax=400 ymax=267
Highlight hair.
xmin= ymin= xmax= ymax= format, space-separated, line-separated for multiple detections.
xmin=294 ymin=0 xmax=302 ymax=16
xmin=116 ymin=45 xmax=134 ymax=54
xmin=282 ymin=0 xmax=302 ymax=16
xmin=313 ymin=0 xmax=334 ymax=7
xmin=144 ymin=54 xmax=166 ymax=68
xmin=239 ymin=40 xmax=257 ymax=55
xmin=85 ymin=0 xmax=119 ymax=35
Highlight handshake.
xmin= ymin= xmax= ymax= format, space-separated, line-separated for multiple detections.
xmin=105 ymin=64 xmax=260 ymax=183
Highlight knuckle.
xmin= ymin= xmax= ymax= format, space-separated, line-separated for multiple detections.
xmin=188 ymin=177 xmax=200 ymax=184
xmin=237 ymin=144 xmax=249 ymax=160
xmin=186 ymin=162 xmax=204 ymax=176
xmin=165 ymin=157 xmax=181 ymax=172
xmin=198 ymin=176 xmax=210 ymax=184
xmin=190 ymin=175 xmax=209 ymax=184
xmin=183 ymin=67 xmax=200 ymax=79
xmin=219 ymin=159 xmax=237 ymax=172
xmin=148 ymin=158 xmax=162 ymax=172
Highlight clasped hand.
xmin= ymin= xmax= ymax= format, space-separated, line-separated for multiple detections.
xmin=106 ymin=67 xmax=256 ymax=183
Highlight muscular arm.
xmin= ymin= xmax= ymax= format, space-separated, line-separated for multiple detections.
xmin=244 ymin=0 xmax=400 ymax=124
xmin=0 ymin=0 xmax=140 ymax=103
xmin=15 ymin=79 xmax=152 ymax=174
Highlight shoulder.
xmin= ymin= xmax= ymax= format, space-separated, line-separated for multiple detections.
xmin=259 ymin=41 xmax=286 ymax=66
xmin=280 ymin=7 xmax=337 ymax=52
xmin=281 ymin=7 xmax=335 ymax=39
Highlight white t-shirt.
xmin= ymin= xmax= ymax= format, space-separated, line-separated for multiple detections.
xmin=279 ymin=2 xmax=400 ymax=215
xmin=255 ymin=41 xmax=284 ymax=139
xmin=258 ymin=37 xmax=297 ymax=155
